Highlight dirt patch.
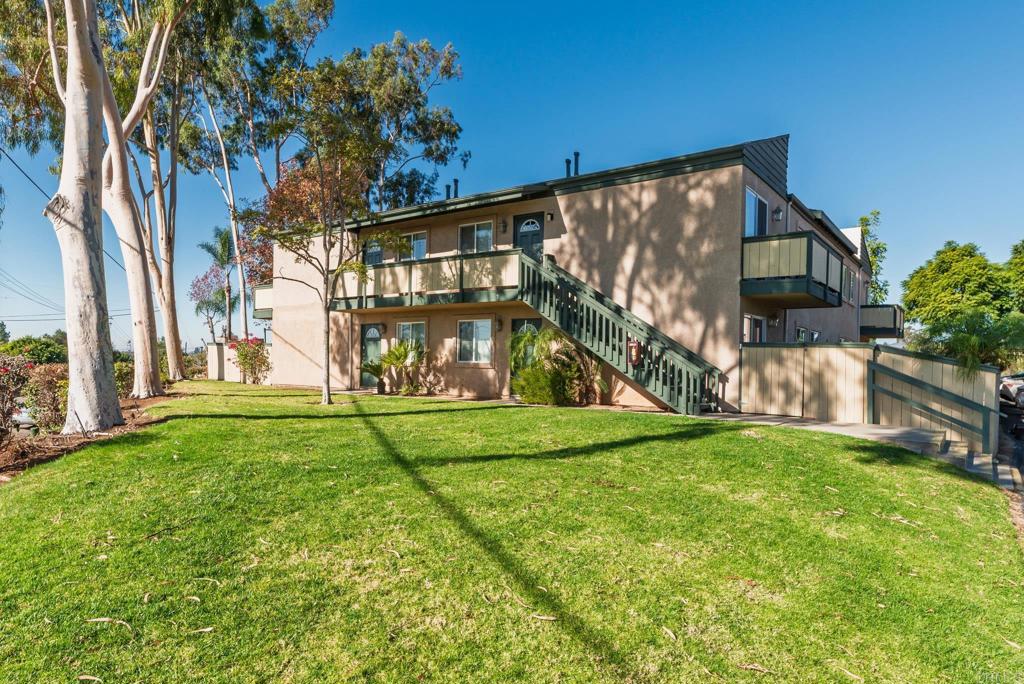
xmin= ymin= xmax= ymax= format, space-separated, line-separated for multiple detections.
xmin=0 ymin=393 xmax=184 ymax=484
xmin=1007 ymin=490 xmax=1024 ymax=549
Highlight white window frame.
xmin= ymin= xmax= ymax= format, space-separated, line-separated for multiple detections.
xmin=744 ymin=187 xmax=768 ymax=237
xmin=743 ymin=314 xmax=767 ymax=343
xmin=459 ymin=221 xmax=494 ymax=254
xmin=398 ymin=231 xmax=428 ymax=262
xmin=396 ymin=321 xmax=427 ymax=347
xmin=796 ymin=326 xmax=808 ymax=343
xmin=457 ymin=318 xmax=493 ymax=364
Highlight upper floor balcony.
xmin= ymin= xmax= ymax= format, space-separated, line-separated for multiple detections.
xmin=333 ymin=249 xmax=522 ymax=311
xmin=860 ymin=304 xmax=905 ymax=340
xmin=253 ymin=283 xmax=273 ymax=319
xmin=740 ymin=231 xmax=843 ymax=308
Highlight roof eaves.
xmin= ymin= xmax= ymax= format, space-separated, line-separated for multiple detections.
xmin=788 ymin=194 xmax=858 ymax=257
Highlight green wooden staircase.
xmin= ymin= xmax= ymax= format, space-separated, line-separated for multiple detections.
xmin=517 ymin=254 xmax=721 ymax=415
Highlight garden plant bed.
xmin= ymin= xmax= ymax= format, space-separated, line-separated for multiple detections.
xmin=0 ymin=392 xmax=184 ymax=482
xmin=1 ymin=381 xmax=1022 ymax=682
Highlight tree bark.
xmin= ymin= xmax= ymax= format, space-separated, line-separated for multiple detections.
xmin=142 ymin=109 xmax=185 ymax=379
xmin=321 ymin=300 xmax=331 ymax=404
xmin=223 ymin=276 xmax=232 ymax=341
xmin=100 ymin=85 xmax=162 ymax=398
xmin=48 ymin=0 xmax=123 ymax=433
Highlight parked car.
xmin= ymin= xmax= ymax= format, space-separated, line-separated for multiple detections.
xmin=12 ymin=397 xmax=34 ymax=430
xmin=1002 ymin=372 xmax=1024 ymax=408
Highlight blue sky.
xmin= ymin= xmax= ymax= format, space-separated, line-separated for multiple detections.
xmin=1 ymin=0 xmax=1021 ymax=349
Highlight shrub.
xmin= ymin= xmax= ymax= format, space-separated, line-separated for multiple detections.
xmin=183 ymin=349 xmax=208 ymax=379
xmin=509 ymin=328 xmax=606 ymax=406
xmin=113 ymin=361 xmax=134 ymax=398
xmin=381 ymin=340 xmax=425 ymax=393
xmin=512 ymin=362 xmax=576 ymax=405
xmin=231 ymin=337 xmax=271 ymax=384
xmin=0 ymin=354 xmax=33 ymax=449
xmin=0 ymin=335 xmax=67 ymax=364
xmin=24 ymin=363 xmax=68 ymax=433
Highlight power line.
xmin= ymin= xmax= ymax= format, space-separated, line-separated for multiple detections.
xmin=0 ymin=145 xmax=126 ymax=271
xmin=0 ymin=266 xmax=63 ymax=310
xmin=0 ymin=280 xmax=62 ymax=312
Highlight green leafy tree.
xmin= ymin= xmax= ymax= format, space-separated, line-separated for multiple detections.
xmin=0 ymin=335 xmax=68 ymax=364
xmin=1007 ymin=239 xmax=1024 ymax=313
xmin=859 ymin=210 xmax=888 ymax=304
xmin=346 ymin=33 xmax=470 ymax=210
xmin=0 ymin=321 xmax=9 ymax=344
xmin=912 ymin=309 xmax=1024 ymax=375
xmin=901 ymin=241 xmax=1012 ymax=325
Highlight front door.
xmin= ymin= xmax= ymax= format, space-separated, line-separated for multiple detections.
xmin=510 ymin=318 xmax=543 ymax=378
xmin=514 ymin=213 xmax=544 ymax=261
xmin=360 ymin=324 xmax=382 ymax=387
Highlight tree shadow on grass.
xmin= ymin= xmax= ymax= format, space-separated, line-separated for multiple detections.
xmin=844 ymin=440 xmax=998 ymax=487
xmin=417 ymin=422 xmax=740 ymax=469
xmin=351 ymin=400 xmax=637 ymax=680
xmin=155 ymin=404 xmax=532 ymax=423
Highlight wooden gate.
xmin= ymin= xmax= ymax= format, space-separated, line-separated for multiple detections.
xmin=740 ymin=343 xmax=1000 ymax=453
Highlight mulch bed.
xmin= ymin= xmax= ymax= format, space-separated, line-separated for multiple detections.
xmin=0 ymin=393 xmax=183 ymax=484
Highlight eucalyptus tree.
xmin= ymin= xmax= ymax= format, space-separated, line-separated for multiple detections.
xmin=349 ymin=32 xmax=470 ymax=210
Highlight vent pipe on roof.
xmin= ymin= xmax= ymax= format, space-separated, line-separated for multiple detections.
xmin=453 ymin=178 xmax=459 ymax=198
xmin=445 ymin=184 xmax=451 ymax=200
xmin=573 ymin=151 xmax=580 ymax=176
xmin=565 ymin=158 xmax=572 ymax=178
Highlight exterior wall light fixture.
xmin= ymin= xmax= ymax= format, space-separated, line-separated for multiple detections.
xmin=501 ymin=219 xmax=508 ymax=233
xmin=772 ymin=206 xmax=784 ymax=222
xmin=546 ymin=212 xmax=554 ymax=222
xmin=495 ymin=316 xmax=504 ymax=331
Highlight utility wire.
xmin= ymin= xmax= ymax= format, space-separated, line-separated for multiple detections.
xmin=0 ymin=145 xmax=126 ymax=271
xmin=0 ymin=266 xmax=64 ymax=310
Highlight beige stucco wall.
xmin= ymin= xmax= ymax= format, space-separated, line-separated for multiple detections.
xmin=741 ymin=167 xmax=867 ymax=345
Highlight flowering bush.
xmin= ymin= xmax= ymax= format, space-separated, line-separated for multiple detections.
xmin=0 ymin=354 xmax=33 ymax=449
xmin=24 ymin=363 xmax=68 ymax=433
xmin=231 ymin=337 xmax=271 ymax=384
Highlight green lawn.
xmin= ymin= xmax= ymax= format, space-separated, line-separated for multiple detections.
xmin=1 ymin=381 xmax=1022 ymax=682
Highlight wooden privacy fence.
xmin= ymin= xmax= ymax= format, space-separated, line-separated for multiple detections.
xmin=740 ymin=343 xmax=1000 ymax=454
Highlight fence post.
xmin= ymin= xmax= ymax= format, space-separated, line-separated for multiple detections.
xmin=865 ymin=346 xmax=879 ymax=424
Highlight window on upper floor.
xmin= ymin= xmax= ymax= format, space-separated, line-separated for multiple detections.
xmin=364 ymin=239 xmax=383 ymax=266
xmin=398 ymin=232 xmax=427 ymax=261
xmin=796 ymin=326 xmax=808 ymax=343
xmin=844 ymin=267 xmax=856 ymax=303
xmin=459 ymin=221 xmax=494 ymax=254
xmin=744 ymin=187 xmax=768 ymax=237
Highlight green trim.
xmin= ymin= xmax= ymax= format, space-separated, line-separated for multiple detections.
xmin=253 ymin=283 xmax=273 ymax=291
xmin=860 ymin=326 xmax=904 ymax=339
xmin=868 ymin=361 xmax=999 ymax=415
xmin=742 ymin=342 xmax=875 ymax=349
xmin=871 ymin=385 xmax=984 ymax=438
xmin=877 ymin=345 xmax=1000 ymax=373
xmin=332 ymin=287 xmax=520 ymax=311
xmin=740 ymin=277 xmax=840 ymax=307
xmin=253 ymin=308 xmax=273 ymax=320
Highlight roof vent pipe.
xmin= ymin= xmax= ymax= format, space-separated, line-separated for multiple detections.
xmin=445 ymin=184 xmax=451 ymax=200
xmin=453 ymin=178 xmax=459 ymax=198
xmin=573 ymin=151 xmax=580 ymax=176
xmin=565 ymin=158 xmax=572 ymax=178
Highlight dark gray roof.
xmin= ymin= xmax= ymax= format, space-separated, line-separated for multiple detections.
xmin=348 ymin=135 xmax=791 ymax=229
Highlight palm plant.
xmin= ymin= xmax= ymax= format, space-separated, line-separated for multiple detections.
xmin=360 ymin=360 xmax=386 ymax=394
xmin=381 ymin=340 xmax=425 ymax=394
xmin=913 ymin=309 xmax=1024 ymax=376
xmin=194 ymin=290 xmax=239 ymax=341
xmin=510 ymin=327 xmax=607 ymax=405
xmin=198 ymin=228 xmax=237 ymax=340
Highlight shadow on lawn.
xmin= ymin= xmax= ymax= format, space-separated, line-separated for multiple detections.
xmin=845 ymin=440 xmax=996 ymax=486
xmin=157 ymin=403 xmax=530 ymax=423
xmin=352 ymin=400 xmax=637 ymax=680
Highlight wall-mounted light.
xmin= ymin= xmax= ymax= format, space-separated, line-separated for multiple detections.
xmin=495 ymin=316 xmax=504 ymax=332
xmin=772 ymin=206 xmax=784 ymax=222
xmin=546 ymin=212 xmax=554 ymax=222
xmin=500 ymin=219 xmax=508 ymax=233
xmin=379 ymin=323 xmax=387 ymax=334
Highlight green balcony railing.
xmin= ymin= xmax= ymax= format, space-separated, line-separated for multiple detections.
xmin=740 ymin=231 xmax=843 ymax=307
xmin=860 ymin=304 xmax=905 ymax=339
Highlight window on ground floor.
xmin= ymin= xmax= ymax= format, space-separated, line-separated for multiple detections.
xmin=742 ymin=314 xmax=767 ymax=343
xmin=458 ymin=319 xmax=492 ymax=363
xmin=396 ymin=321 xmax=426 ymax=347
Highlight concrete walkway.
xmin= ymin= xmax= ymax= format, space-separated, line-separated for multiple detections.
xmin=703 ymin=412 xmax=1017 ymax=489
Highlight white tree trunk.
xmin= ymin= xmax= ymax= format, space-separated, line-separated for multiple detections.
xmin=48 ymin=0 xmax=123 ymax=433
xmin=321 ymin=301 xmax=331 ymax=404
xmin=101 ymin=188 xmax=163 ymax=397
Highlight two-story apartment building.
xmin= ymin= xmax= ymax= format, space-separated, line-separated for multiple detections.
xmin=252 ymin=135 xmax=903 ymax=413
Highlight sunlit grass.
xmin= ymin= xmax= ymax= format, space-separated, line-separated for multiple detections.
xmin=0 ymin=380 xmax=1021 ymax=682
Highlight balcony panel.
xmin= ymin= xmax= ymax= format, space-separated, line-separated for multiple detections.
xmin=741 ymin=232 xmax=843 ymax=309
xmin=861 ymin=304 xmax=905 ymax=340
xmin=332 ymin=250 xmax=522 ymax=312
xmin=253 ymin=284 xmax=273 ymax=319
